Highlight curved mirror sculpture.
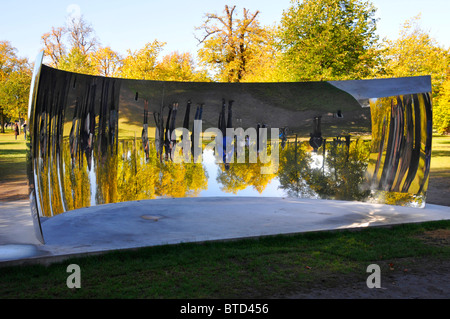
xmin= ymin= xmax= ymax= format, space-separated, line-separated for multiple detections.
xmin=27 ymin=52 xmax=432 ymax=244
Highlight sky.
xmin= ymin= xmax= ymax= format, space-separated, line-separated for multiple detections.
xmin=1 ymin=0 xmax=449 ymax=66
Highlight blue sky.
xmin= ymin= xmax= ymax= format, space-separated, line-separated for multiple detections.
xmin=1 ymin=0 xmax=449 ymax=65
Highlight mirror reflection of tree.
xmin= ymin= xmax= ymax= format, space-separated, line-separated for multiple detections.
xmin=61 ymin=139 xmax=91 ymax=212
xmin=313 ymin=138 xmax=371 ymax=201
xmin=117 ymin=139 xmax=208 ymax=201
xmin=216 ymin=144 xmax=277 ymax=194
xmin=277 ymin=140 xmax=315 ymax=198
xmin=277 ymin=138 xmax=372 ymax=201
xmin=117 ymin=139 xmax=158 ymax=201
xmin=370 ymin=190 xmax=424 ymax=207
xmin=216 ymin=162 xmax=276 ymax=194
xmin=94 ymin=139 xmax=118 ymax=205
xmin=184 ymin=162 xmax=209 ymax=196
xmin=367 ymin=94 xmax=431 ymax=206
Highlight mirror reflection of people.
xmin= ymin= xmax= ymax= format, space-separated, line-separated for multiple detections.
xmin=69 ymin=101 xmax=78 ymax=168
xmin=83 ymin=100 xmax=96 ymax=171
xmin=256 ymin=123 xmax=267 ymax=153
xmin=14 ymin=122 xmax=19 ymax=140
xmin=192 ymin=103 xmax=204 ymax=163
xmin=164 ymin=102 xmax=178 ymax=161
xmin=218 ymin=99 xmax=234 ymax=170
xmin=22 ymin=122 xmax=27 ymax=140
xmin=108 ymin=81 xmax=118 ymax=148
xmin=334 ymin=109 xmax=343 ymax=118
xmin=142 ymin=99 xmax=150 ymax=160
xmin=309 ymin=116 xmax=323 ymax=152
xmin=153 ymin=109 xmax=163 ymax=161
xmin=164 ymin=104 xmax=172 ymax=160
xmin=39 ymin=112 xmax=47 ymax=159
xmin=280 ymin=126 xmax=288 ymax=149
xmin=333 ymin=134 xmax=351 ymax=161
xmin=183 ymin=100 xmax=191 ymax=131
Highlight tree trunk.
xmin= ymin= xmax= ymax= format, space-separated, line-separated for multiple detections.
xmin=0 ymin=109 xmax=4 ymax=133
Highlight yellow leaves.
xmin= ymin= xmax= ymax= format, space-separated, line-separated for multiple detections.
xmin=90 ymin=46 xmax=122 ymax=77
xmin=120 ymin=43 xmax=209 ymax=82
xmin=383 ymin=15 xmax=448 ymax=84
xmin=195 ymin=5 xmax=270 ymax=82
xmin=434 ymin=77 xmax=450 ymax=134
xmin=41 ymin=27 xmax=66 ymax=68
xmin=115 ymin=141 xmax=208 ymax=201
xmin=120 ymin=40 xmax=166 ymax=80
xmin=0 ymin=41 xmax=31 ymax=120
xmin=217 ymin=160 xmax=277 ymax=194
xmin=155 ymin=52 xmax=210 ymax=82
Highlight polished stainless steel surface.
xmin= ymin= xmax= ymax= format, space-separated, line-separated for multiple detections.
xmin=27 ymin=54 xmax=432 ymax=242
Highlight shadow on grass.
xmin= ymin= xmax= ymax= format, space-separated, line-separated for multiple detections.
xmin=0 ymin=149 xmax=27 ymax=156
xmin=0 ymin=220 xmax=449 ymax=298
xmin=0 ymin=147 xmax=27 ymax=181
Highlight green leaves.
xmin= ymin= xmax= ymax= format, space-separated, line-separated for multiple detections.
xmin=278 ymin=0 xmax=380 ymax=81
xmin=434 ymin=78 xmax=450 ymax=134
xmin=0 ymin=41 xmax=31 ymax=127
xmin=380 ymin=15 xmax=450 ymax=133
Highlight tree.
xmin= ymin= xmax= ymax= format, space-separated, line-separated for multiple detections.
xmin=120 ymin=40 xmax=166 ymax=80
xmin=41 ymin=27 xmax=66 ymax=68
xmin=381 ymin=15 xmax=449 ymax=133
xmin=91 ymin=46 xmax=122 ymax=77
xmin=0 ymin=41 xmax=31 ymax=132
xmin=216 ymin=160 xmax=277 ymax=194
xmin=155 ymin=51 xmax=210 ymax=82
xmin=0 ymin=41 xmax=20 ymax=81
xmin=434 ymin=77 xmax=450 ymax=134
xmin=195 ymin=5 xmax=270 ymax=82
xmin=41 ymin=15 xmax=98 ymax=74
xmin=277 ymin=141 xmax=314 ymax=197
xmin=59 ymin=47 xmax=95 ymax=75
xmin=278 ymin=0 xmax=380 ymax=81
xmin=382 ymin=15 xmax=449 ymax=97
xmin=66 ymin=15 xmax=98 ymax=56
xmin=240 ymin=26 xmax=286 ymax=82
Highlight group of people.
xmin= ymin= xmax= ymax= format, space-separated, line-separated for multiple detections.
xmin=147 ymin=99 xmax=205 ymax=162
xmin=141 ymin=98 xmax=341 ymax=165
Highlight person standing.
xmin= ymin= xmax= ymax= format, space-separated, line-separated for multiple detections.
xmin=22 ymin=122 xmax=27 ymax=139
xmin=14 ymin=123 xmax=19 ymax=140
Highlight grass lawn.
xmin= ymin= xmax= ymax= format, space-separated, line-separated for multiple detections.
xmin=430 ymin=135 xmax=450 ymax=178
xmin=0 ymin=220 xmax=449 ymax=299
xmin=0 ymin=131 xmax=27 ymax=182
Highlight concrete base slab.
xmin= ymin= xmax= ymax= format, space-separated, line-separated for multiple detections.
xmin=0 ymin=200 xmax=42 ymax=246
xmin=1 ymin=197 xmax=450 ymax=265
